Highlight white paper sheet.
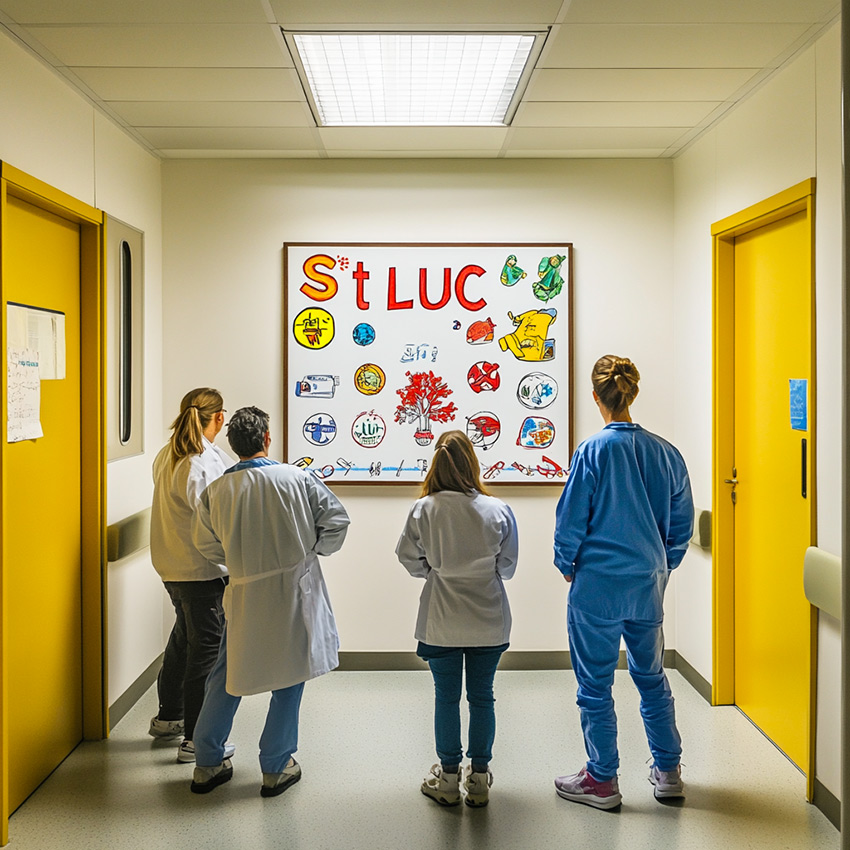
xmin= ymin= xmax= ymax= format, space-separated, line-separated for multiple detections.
xmin=7 ymin=347 xmax=43 ymax=442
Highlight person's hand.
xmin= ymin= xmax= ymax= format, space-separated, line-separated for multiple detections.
xmin=563 ymin=573 xmax=572 ymax=583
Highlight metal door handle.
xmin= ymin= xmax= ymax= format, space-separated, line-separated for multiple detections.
xmin=724 ymin=478 xmax=738 ymax=485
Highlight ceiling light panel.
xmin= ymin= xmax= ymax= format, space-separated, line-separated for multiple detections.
xmin=291 ymin=32 xmax=539 ymax=126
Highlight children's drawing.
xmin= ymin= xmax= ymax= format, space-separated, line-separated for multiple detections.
xmin=452 ymin=319 xmax=462 ymax=330
xmin=484 ymin=460 xmax=505 ymax=480
xmin=352 ymin=322 xmax=376 ymax=346
xmin=466 ymin=411 xmax=501 ymax=450
xmin=369 ymin=461 xmax=382 ymax=477
xmin=533 ymin=255 xmax=566 ymax=302
xmin=394 ymin=370 xmax=458 ymax=446
xmin=516 ymin=416 xmax=555 ymax=449
xmin=500 ymin=255 xmax=527 ymax=287
xmin=400 ymin=343 xmax=438 ymax=363
xmin=517 ymin=372 xmax=558 ymax=409
xmin=351 ymin=410 xmax=386 ymax=448
xmin=293 ymin=307 xmax=335 ymax=349
xmin=337 ymin=457 xmax=354 ymax=475
xmin=467 ymin=361 xmax=501 ymax=394
xmin=295 ymin=374 xmax=339 ymax=399
xmin=293 ymin=456 xmax=313 ymax=469
xmin=536 ymin=455 xmax=566 ymax=478
xmin=303 ymin=414 xmax=337 ymax=446
xmin=511 ymin=461 xmax=535 ymax=476
xmin=466 ymin=317 xmax=496 ymax=345
xmin=498 ymin=309 xmax=556 ymax=362
xmin=354 ymin=363 xmax=386 ymax=395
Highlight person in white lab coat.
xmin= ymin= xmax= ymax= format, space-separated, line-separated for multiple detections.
xmin=149 ymin=387 xmax=233 ymax=764
xmin=189 ymin=406 xmax=350 ymax=797
xmin=396 ymin=430 xmax=518 ymax=808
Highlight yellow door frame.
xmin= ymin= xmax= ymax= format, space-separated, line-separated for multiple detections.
xmin=711 ymin=178 xmax=817 ymax=798
xmin=0 ymin=163 xmax=106 ymax=844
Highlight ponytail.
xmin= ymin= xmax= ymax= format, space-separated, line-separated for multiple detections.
xmin=169 ymin=388 xmax=223 ymax=468
xmin=420 ymin=429 xmax=491 ymax=497
xmin=591 ymin=355 xmax=640 ymax=415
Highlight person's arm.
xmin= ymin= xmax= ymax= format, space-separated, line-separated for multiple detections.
xmin=191 ymin=489 xmax=226 ymax=565
xmin=307 ymin=474 xmax=350 ymax=556
xmin=494 ymin=503 xmax=519 ymax=580
xmin=553 ymin=449 xmax=596 ymax=581
xmin=666 ymin=459 xmax=694 ymax=571
xmin=395 ymin=504 xmax=431 ymax=578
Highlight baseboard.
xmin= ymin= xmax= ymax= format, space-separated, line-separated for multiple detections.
xmin=812 ymin=777 xmax=840 ymax=830
xmin=108 ymin=653 xmax=162 ymax=732
xmin=670 ymin=651 xmax=712 ymax=704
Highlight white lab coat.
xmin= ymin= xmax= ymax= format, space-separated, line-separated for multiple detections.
xmin=150 ymin=437 xmax=232 ymax=582
xmin=192 ymin=460 xmax=349 ymax=695
xmin=396 ymin=490 xmax=518 ymax=647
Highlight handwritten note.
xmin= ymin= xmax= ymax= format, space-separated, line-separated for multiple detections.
xmin=7 ymin=347 xmax=43 ymax=442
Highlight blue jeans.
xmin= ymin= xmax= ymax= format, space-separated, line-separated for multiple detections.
xmin=417 ymin=642 xmax=509 ymax=768
xmin=567 ymin=605 xmax=681 ymax=781
xmin=157 ymin=578 xmax=226 ymax=741
xmin=193 ymin=628 xmax=305 ymax=774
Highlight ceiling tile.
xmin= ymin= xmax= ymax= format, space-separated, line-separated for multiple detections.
xmin=70 ymin=68 xmax=304 ymax=101
xmin=542 ymin=23 xmax=810 ymax=68
xmin=507 ymin=126 xmax=686 ymax=150
xmin=527 ymin=68 xmax=759 ymax=101
xmin=26 ymin=24 xmax=288 ymax=67
xmin=319 ymin=127 xmax=508 ymax=151
xmin=0 ymin=0 xmax=269 ymax=24
xmin=107 ymin=101 xmax=313 ymax=128
xmin=513 ymin=101 xmax=721 ymax=128
xmin=136 ymin=127 xmax=318 ymax=149
xmin=563 ymin=0 xmax=839 ymax=24
xmin=270 ymin=0 xmax=562 ymax=26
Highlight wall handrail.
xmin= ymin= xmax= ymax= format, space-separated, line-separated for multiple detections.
xmin=803 ymin=546 xmax=841 ymax=620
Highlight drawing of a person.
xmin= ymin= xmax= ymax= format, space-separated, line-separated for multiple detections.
xmin=500 ymin=255 xmax=527 ymax=286
xmin=533 ymin=254 xmax=566 ymax=302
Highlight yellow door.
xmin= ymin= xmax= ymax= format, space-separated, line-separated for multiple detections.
xmin=5 ymin=195 xmax=83 ymax=811
xmin=732 ymin=209 xmax=812 ymax=770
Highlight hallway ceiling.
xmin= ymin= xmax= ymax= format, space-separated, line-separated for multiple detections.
xmin=0 ymin=0 xmax=840 ymax=160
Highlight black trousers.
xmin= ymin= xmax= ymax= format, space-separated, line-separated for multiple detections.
xmin=157 ymin=577 xmax=226 ymax=741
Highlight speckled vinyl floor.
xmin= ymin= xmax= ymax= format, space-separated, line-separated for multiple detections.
xmin=8 ymin=669 xmax=838 ymax=849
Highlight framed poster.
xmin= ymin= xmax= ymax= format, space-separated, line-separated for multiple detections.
xmin=284 ymin=243 xmax=573 ymax=484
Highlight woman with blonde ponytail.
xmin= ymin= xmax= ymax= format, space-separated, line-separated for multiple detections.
xmin=552 ymin=356 xmax=693 ymax=810
xmin=396 ymin=430 xmax=518 ymax=809
xmin=149 ymin=388 xmax=235 ymax=765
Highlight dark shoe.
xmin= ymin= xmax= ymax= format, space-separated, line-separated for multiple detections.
xmin=261 ymin=758 xmax=302 ymax=797
xmin=190 ymin=759 xmax=233 ymax=794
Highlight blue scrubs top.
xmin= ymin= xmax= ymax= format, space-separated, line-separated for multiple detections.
xmin=554 ymin=422 xmax=693 ymax=621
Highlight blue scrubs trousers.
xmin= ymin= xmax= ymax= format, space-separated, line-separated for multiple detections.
xmin=417 ymin=642 xmax=509 ymax=769
xmin=567 ymin=606 xmax=681 ymax=781
xmin=193 ymin=628 xmax=305 ymax=774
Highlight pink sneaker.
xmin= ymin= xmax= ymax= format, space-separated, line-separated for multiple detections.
xmin=554 ymin=766 xmax=622 ymax=810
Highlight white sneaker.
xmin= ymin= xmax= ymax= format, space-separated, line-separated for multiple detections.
xmin=178 ymin=740 xmax=236 ymax=764
xmin=420 ymin=764 xmax=461 ymax=806
xmin=148 ymin=716 xmax=184 ymax=738
xmin=190 ymin=759 xmax=233 ymax=794
xmin=261 ymin=758 xmax=302 ymax=798
xmin=649 ymin=763 xmax=685 ymax=799
xmin=463 ymin=764 xmax=493 ymax=807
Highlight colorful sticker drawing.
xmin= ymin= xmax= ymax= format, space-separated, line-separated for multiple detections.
xmin=517 ymin=372 xmax=558 ymax=409
xmin=536 ymin=455 xmax=566 ymax=478
xmin=352 ymin=322 xmax=376 ymax=346
xmin=293 ymin=307 xmax=335 ymax=349
xmin=511 ymin=460 xmax=535 ymax=476
xmin=467 ymin=361 xmax=501 ymax=394
xmin=394 ymin=370 xmax=458 ymax=446
xmin=483 ymin=460 xmax=505 ymax=479
xmin=533 ymin=255 xmax=566 ymax=302
xmin=466 ymin=317 xmax=496 ymax=345
xmin=303 ymin=413 xmax=337 ymax=446
xmin=452 ymin=319 xmax=462 ymax=330
xmin=500 ymin=255 xmax=527 ymax=287
xmin=354 ymin=363 xmax=386 ymax=395
xmin=400 ymin=343 xmax=439 ymax=363
xmin=351 ymin=410 xmax=386 ymax=448
xmin=466 ymin=411 xmax=501 ymax=450
xmin=516 ymin=416 xmax=555 ymax=449
xmin=293 ymin=456 xmax=313 ymax=469
xmin=336 ymin=457 xmax=354 ymax=475
xmin=498 ymin=308 xmax=556 ymax=362
xmin=295 ymin=374 xmax=339 ymax=399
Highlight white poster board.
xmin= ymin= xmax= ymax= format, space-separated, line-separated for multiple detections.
xmin=284 ymin=243 xmax=573 ymax=484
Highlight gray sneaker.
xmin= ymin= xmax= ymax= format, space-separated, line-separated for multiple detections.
xmin=148 ymin=716 xmax=184 ymax=739
xmin=190 ymin=759 xmax=233 ymax=794
xmin=421 ymin=764 xmax=462 ymax=806
xmin=261 ymin=758 xmax=302 ymax=798
xmin=463 ymin=765 xmax=493 ymax=807
xmin=649 ymin=764 xmax=685 ymax=798
xmin=178 ymin=740 xmax=236 ymax=764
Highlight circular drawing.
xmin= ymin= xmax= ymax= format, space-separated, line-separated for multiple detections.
xmin=293 ymin=307 xmax=335 ymax=350
xmin=467 ymin=361 xmax=501 ymax=394
xmin=516 ymin=416 xmax=555 ymax=449
xmin=303 ymin=413 xmax=337 ymax=446
xmin=517 ymin=372 xmax=558 ymax=409
xmin=352 ymin=411 xmax=386 ymax=448
xmin=466 ymin=411 xmax=501 ymax=451
xmin=352 ymin=323 xmax=376 ymax=346
xmin=354 ymin=363 xmax=386 ymax=395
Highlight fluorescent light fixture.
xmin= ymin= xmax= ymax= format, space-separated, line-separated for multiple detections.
xmin=289 ymin=32 xmax=541 ymax=126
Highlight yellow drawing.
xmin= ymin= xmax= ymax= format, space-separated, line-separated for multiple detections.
xmin=498 ymin=308 xmax=557 ymax=361
xmin=354 ymin=363 xmax=386 ymax=395
xmin=293 ymin=307 xmax=335 ymax=349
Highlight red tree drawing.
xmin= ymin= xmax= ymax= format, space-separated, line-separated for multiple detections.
xmin=394 ymin=370 xmax=458 ymax=445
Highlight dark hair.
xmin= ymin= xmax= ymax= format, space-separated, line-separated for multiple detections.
xmin=591 ymin=355 xmax=640 ymax=414
xmin=169 ymin=388 xmax=224 ymax=468
xmin=226 ymin=406 xmax=270 ymax=458
xmin=420 ymin=430 xmax=491 ymax=497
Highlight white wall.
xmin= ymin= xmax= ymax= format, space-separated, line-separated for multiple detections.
xmin=672 ymin=24 xmax=842 ymax=796
xmin=0 ymin=30 xmax=166 ymax=707
xmin=161 ymin=157 xmax=676 ymax=653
